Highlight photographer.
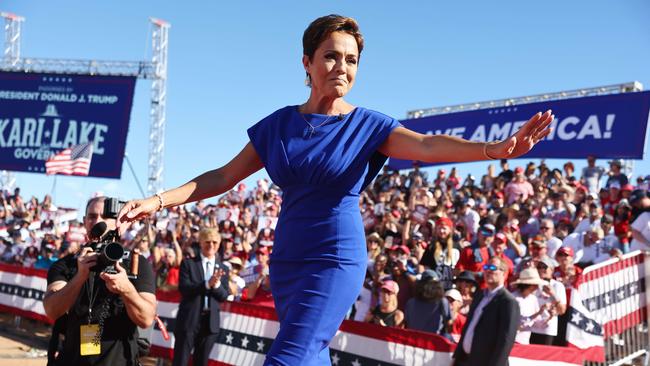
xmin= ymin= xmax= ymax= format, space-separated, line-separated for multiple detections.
xmin=43 ymin=196 xmax=156 ymax=366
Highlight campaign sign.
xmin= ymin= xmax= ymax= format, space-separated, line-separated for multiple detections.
xmin=389 ymin=91 xmax=650 ymax=170
xmin=0 ymin=72 xmax=136 ymax=178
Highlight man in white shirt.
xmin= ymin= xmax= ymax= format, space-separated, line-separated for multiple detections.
xmin=453 ymin=256 xmax=520 ymax=366
xmin=631 ymin=211 xmax=650 ymax=252
xmin=562 ymin=226 xmax=603 ymax=265
xmin=574 ymin=202 xmax=602 ymax=234
xmin=459 ymin=198 xmax=480 ymax=239
xmin=538 ymin=219 xmax=563 ymax=258
xmin=530 ymin=256 xmax=566 ymax=345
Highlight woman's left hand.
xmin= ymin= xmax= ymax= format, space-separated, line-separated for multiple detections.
xmin=486 ymin=110 xmax=554 ymax=159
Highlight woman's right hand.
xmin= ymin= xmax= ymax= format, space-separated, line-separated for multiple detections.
xmin=116 ymin=197 xmax=160 ymax=233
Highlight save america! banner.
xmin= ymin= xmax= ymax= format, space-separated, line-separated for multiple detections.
xmin=390 ymin=91 xmax=650 ymax=169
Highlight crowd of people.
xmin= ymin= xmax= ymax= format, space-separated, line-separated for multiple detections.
xmin=1 ymin=156 xmax=650 ymax=347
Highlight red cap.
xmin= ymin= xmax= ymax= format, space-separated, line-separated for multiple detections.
xmin=494 ymin=191 xmax=505 ymax=199
xmin=622 ymin=184 xmax=634 ymax=192
xmin=436 ymin=217 xmax=454 ymax=228
xmin=398 ymin=245 xmax=411 ymax=255
xmin=390 ymin=245 xmax=400 ymax=252
xmin=494 ymin=232 xmax=507 ymax=244
xmin=556 ymin=246 xmax=574 ymax=257
xmin=391 ymin=209 xmax=401 ymax=219
xmin=514 ymin=166 xmax=524 ymax=174
xmin=381 ymin=280 xmax=400 ymax=294
xmin=256 ymin=247 xmax=270 ymax=256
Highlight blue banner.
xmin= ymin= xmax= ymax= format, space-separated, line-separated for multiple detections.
xmin=0 ymin=72 xmax=136 ymax=178
xmin=389 ymin=91 xmax=650 ymax=170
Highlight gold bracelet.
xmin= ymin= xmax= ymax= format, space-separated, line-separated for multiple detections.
xmin=154 ymin=193 xmax=165 ymax=212
xmin=483 ymin=142 xmax=497 ymax=160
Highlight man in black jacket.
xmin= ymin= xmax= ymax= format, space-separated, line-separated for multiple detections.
xmin=172 ymin=228 xmax=229 ymax=366
xmin=453 ymin=256 xmax=520 ymax=366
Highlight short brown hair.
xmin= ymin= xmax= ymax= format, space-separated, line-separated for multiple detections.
xmin=302 ymin=14 xmax=364 ymax=60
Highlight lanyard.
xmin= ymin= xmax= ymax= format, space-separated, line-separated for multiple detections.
xmin=85 ymin=274 xmax=100 ymax=324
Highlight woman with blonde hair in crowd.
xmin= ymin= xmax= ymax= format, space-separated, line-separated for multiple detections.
xmin=366 ymin=232 xmax=384 ymax=265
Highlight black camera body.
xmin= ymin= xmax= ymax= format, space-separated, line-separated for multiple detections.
xmin=84 ymin=197 xmax=139 ymax=278
xmin=88 ymin=229 xmax=127 ymax=274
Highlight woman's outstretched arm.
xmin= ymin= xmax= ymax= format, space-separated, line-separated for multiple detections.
xmin=117 ymin=142 xmax=263 ymax=229
xmin=379 ymin=110 xmax=553 ymax=163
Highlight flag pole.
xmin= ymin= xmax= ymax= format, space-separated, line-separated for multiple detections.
xmin=124 ymin=153 xmax=146 ymax=198
xmin=51 ymin=175 xmax=57 ymax=202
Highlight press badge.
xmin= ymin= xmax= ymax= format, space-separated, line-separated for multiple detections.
xmin=80 ymin=324 xmax=101 ymax=355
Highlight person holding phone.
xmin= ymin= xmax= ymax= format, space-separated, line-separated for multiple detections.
xmin=117 ymin=14 xmax=552 ymax=365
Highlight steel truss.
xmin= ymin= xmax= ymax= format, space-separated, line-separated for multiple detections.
xmin=407 ymin=81 xmax=644 ymax=119
xmin=0 ymin=13 xmax=169 ymax=196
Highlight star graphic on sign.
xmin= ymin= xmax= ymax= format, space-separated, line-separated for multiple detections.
xmin=331 ymin=353 xmax=340 ymax=365
xmin=241 ymin=336 xmax=249 ymax=349
xmin=585 ymin=321 xmax=595 ymax=332
xmin=44 ymin=131 xmax=51 ymax=138
xmin=351 ymin=358 xmax=361 ymax=366
xmin=617 ymin=290 xmax=625 ymax=300
xmin=604 ymin=294 xmax=611 ymax=304
xmin=588 ymin=300 xmax=597 ymax=311
xmin=630 ymin=284 xmax=637 ymax=294
xmin=256 ymin=340 xmax=264 ymax=352
xmin=225 ymin=333 xmax=233 ymax=344
xmin=513 ymin=107 xmax=518 ymax=111
xmin=571 ymin=311 xmax=583 ymax=324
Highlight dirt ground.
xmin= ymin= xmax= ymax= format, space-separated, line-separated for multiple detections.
xmin=0 ymin=313 xmax=163 ymax=366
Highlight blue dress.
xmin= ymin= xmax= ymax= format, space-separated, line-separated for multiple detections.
xmin=247 ymin=105 xmax=401 ymax=365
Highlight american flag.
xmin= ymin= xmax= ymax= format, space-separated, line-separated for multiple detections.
xmin=45 ymin=142 xmax=94 ymax=176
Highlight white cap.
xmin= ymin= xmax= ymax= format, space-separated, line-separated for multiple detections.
xmin=445 ymin=289 xmax=462 ymax=303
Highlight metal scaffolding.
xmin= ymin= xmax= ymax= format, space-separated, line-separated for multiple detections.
xmin=0 ymin=13 xmax=170 ymax=196
xmin=147 ymin=18 xmax=170 ymax=196
xmin=407 ymin=81 xmax=644 ymax=119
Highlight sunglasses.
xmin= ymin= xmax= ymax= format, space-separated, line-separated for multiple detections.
xmin=539 ymin=227 xmax=551 ymax=231
xmin=536 ymin=263 xmax=549 ymax=270
xmin=480 ymin=230 xmax=495 ymax=237
xmin=482 ymin=264 xmax=500 ymax=272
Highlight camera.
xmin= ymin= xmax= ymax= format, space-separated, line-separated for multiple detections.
xmin=88 ymin=227 xmax=126 ymax=274
xmin=84 ymin=197 xmax=139 ymax=278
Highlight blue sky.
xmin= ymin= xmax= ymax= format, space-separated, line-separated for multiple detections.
xmin=2 ymin=1 xmax=650 ymax=211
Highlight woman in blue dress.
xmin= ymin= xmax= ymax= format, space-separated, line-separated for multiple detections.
xmin=117 ymin=14 xmax=553 ymax=366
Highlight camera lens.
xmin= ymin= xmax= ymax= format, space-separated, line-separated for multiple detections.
xmin=104 ymin=242 xmax=124 ymax=262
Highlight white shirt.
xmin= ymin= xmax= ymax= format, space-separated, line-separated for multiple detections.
xmin=461 ymin=209 xmax=480 ymax=237
xmin=514 ymin=291 xmax=541 ymax=344
xmin=462 ymin=285 xmax=503 ymax=354
xmin=631 ymin=212 xmax=650 ymax=252
xmin=594 ymin=235 xmax=622 ymax=264
xmin=531 ymin=279 xmax=566 ymax=336
xmin=546 ymin=236 xmax=563 ymax=259
xmin=200 ymin=254 xmax=220 ymax=288
xmin=574 ymin=218 xmax=600 ymax=234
